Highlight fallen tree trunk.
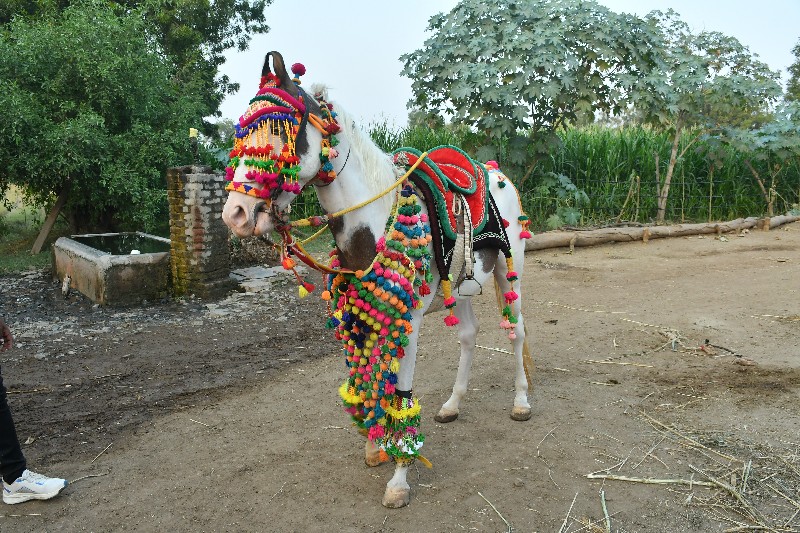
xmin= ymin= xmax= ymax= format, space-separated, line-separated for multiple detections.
xmin=524 ymin=214 xmax=800 ymax=253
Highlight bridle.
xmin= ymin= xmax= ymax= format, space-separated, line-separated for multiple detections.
xmin=223 ymin=71 xmax=342 ymax=216
xmin=223 ymin=60 xmax=424 ymax=290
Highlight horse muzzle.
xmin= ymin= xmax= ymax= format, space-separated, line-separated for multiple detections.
xmin=222 ymin=192 xmax=273 ymax=238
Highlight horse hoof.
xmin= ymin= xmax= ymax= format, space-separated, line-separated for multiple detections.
xmin=382 ymin=486 xmax=410 ymax=508
xmin=434 ymin=409 xmax=459 ymax=423
xmin=510 ymin=406 xmax=532 ymax=421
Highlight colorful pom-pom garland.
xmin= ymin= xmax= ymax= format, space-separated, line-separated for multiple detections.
xmin=484 ymin=161 xmax=533 ymax=240
xmin=326 ymin=185 xmax=432 ymax=463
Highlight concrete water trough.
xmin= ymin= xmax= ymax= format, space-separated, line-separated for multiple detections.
xmin=53 ymin=232 xmax=171 ymax=306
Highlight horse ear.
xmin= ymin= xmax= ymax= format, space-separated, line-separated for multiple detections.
xmin=262 ymin=51 xmax=298 ymax=97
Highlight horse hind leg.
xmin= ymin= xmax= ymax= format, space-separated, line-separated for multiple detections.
xmin=494 ymin=267 xmax=532 ymax=422
xmin=434 ymin=298 xmax=479 ymax=423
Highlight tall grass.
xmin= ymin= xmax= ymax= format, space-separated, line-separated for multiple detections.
xmin=537 ymin=126 xmax=799 ymax=227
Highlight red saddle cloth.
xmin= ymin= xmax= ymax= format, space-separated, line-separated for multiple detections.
xmin=393 ymin=146 xmax=488 ymax=238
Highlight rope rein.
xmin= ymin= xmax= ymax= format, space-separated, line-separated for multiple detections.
xmin=282 ymin=151 xmax=429 ymax=276
xmin=290 ymin=151 xmax=429 ymax=228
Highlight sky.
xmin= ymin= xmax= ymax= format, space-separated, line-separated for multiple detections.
xmin=218 ymin=0 xmax=800 ymax=127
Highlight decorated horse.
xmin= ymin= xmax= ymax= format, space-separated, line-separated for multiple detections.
xmin=221 ymin=52 xmax=535 ymax=508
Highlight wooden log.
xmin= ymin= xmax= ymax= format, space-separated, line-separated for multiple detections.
xmin=524 ymin=214 xmax=800 ymax=253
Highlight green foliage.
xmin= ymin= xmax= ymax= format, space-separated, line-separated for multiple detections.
xmin=400 ymin=2 xmax=783 ymax=221
xmin=623 ymin=10 xmax=782 ymax=222
xmin=726 ymin=102 xmax=800 ymax=162
xmin=0 ymin=200 xmax=69 ymax=273
xmin=723 ymin=101 xmax=800 ymax=214
xmin=1 ymin=0 xmax=271 ymax=127
xmin=533 ymin=125 xmax=800 ymax=226
xmin=532 ymin=173 xmax=589 ymax=229
xmin=633 ymin=11 xmax=782 ymax=131
xmin=0 ymin=1 xmax=207 ymax=232
xmin=400 ymin=0 xmax=663 ymax=175
xmin=787 ymin=39 xmax=800 ymax=102
xmin=137 ymin=0 xmax=270 ymax=129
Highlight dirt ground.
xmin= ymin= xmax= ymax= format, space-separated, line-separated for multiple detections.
xmin=1 ymin=223 xmax=798 ymax=532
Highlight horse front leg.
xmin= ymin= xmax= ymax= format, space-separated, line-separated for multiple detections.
xmin=435 ymin=298 xmax=478 ymax=423
xmin=365 ymin=438 xmax=388 ymax=467
xmin=380 ymin=306 xmax=424 ymax=508
xmin=382 ymin=459 xmax=412 ymax=508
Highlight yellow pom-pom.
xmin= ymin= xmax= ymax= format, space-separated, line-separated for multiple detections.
xmin=390 ymin=359 xmax=400 ymax=373
xmin=298 ymin=285 xmax=309 ymax=298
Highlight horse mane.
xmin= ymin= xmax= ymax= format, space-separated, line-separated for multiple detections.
xmin=311 ymin=84 xmax=398 ymax=213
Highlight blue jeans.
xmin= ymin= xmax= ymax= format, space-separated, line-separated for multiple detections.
xmin=0 ymin=366 xmax=26 ymax=484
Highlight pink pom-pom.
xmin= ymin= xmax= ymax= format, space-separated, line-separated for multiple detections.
xmin=443 ymin=296 xmax=457 ymax=307
xmin=520 ymin=230 xmax=532 ymax=239
xmin=291 ymin=63 xmax=306 ymax=76
xmin=508 ymin=331 xmax=517 ymax=340
xmin=506 ymin=271 xmax=518 ymax=280
xmin=504 ymin=291 xmax=518 ymax=302
xmin=486 ymin=160 xmax=499 ymax=169
xmin=444 ymin=315 xmax=460 ymax=327
xmin=368 ymin=424 xmax=385 ymax=440
xmin=500 ymin=319 xmax=512 ymax=329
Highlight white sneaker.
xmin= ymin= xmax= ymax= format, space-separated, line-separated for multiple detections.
xmin=3 ymin=470 xmax=68 ymax=504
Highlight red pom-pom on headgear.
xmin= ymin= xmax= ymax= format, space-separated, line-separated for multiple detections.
xmin=291 ymin=63 xmax=306 ymax=77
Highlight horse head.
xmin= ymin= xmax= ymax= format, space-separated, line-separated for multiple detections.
xmin=222 ymin=51 xmax=341 ymax=238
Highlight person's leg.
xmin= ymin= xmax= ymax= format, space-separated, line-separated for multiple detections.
xmin=1 ymin=365 xmax=67 ymax=504
xmin=0 ymin=366 xmax=26 ymax=485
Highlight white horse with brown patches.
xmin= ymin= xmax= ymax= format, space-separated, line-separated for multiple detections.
xmin=221 ymin=51 xmax=534 ymax=508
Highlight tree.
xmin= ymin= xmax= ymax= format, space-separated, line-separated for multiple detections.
xmin=0 ymin=0 xmax=206 ymax=232
xmin=787 ymin=39 xmax=800 ymax=102
xmin=724 ymin=101 xmax=800 ymax=216
xmin=631 ymin=11 xmax=782 ymax=222
xmin=0 ymin=0 xmax=271 ymax=126
xmin=400 ymin=0 xmax=663 ymax=180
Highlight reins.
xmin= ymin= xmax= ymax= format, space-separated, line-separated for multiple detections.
xmin=291 ymin=151 xmax=429 ymax=228
xmin=282 ymin=151 xmax=429 ymax=276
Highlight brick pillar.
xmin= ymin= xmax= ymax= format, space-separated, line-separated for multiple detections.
xmin=167 ymin=165 xmax=235 ymax=299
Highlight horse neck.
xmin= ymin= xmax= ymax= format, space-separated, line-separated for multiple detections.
xmin=313 ymin=132 xmax=396 ymax=271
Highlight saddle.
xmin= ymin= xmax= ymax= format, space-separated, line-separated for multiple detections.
xmin=392 ymin=146 xmax=512 ymax=294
